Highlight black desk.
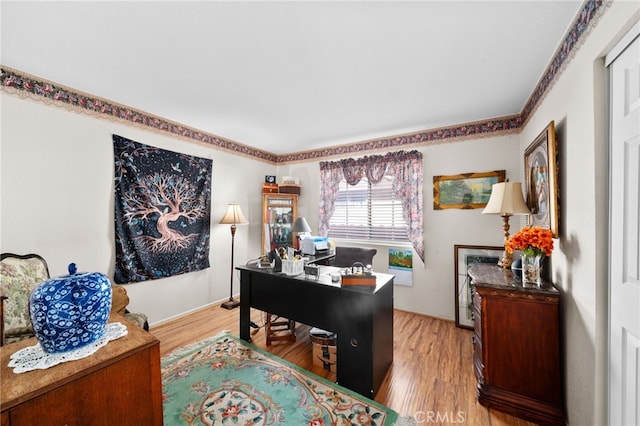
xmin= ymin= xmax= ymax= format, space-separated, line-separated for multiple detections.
xmin=237 ymin=265 xmax=394 ymax=398
xmin=304 ymin=252 xmax=335 ymax=265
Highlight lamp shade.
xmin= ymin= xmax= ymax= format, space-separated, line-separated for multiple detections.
xmin=292 ymin=217 xmax=312 ymax=233
xmin=482 ymin=182 xmax=530 ymax=215
xmin=219 ymin=203 xmax=249 ymax=225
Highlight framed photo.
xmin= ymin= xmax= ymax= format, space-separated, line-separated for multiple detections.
xmin=454 ymin=245 xmax=504 ymax=329
xmin=524 ymin=121 xmax=559 ymax=237
xmin=265 ymin=175 xmax=276 ymax=184
xmin=433 ymin=170 xmax=506 ymax=210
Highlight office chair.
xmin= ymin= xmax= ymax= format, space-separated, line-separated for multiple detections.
xmin=331 ymin=246 xmax=377 ymax=268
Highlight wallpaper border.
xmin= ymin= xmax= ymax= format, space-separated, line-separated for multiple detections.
xmin=0 ymin=0 xmax=605 ymax=165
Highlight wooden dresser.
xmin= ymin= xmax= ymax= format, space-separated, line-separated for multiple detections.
xmin=1 ymin=315 xmax=163 ymax=426
xmin=468 ymin=264 xmax=564 ymax=425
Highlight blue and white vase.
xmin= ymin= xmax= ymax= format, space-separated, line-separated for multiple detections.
xmin=29 ymin=263 xmax=112 ymax=354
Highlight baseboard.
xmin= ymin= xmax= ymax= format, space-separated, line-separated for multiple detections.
xmin=149 ymin=295 xmax=237 ymax=327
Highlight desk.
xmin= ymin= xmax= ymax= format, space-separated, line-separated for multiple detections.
xmin=237 ymin=265 xmax=394 ymax=398
xmin=304 ymin=251 xmax=335 ymax=265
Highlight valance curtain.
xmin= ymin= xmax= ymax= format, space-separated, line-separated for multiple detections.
xmin=319 ymin=150 xmax=424 ymax=264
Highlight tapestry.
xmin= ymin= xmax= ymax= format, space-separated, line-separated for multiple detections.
xmin=161 ymin=332 xmax=411 ymax=426
xmin=113 ymin=134 xmax=212 ymax=283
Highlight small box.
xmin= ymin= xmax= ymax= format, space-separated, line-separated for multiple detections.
xmin=278 ymin=184 xmax=301 ymax=195
xmin=304 ymin=264 xmax=320 ymax=279
xmin=281 ymin=176 xmax=300 ymax=185
xmin=262 ymin=183 xmax=279 ymax=194
xmin=312 ymin=343 xmax=337 ymax=372
xmin=340 ymin=273 xmax=376 ymax=290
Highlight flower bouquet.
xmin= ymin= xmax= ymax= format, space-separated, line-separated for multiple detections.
xmin=506 ymin=227 xmax=554 ymax=284
xmin=506 ymin=226 xmax=554 ymax=257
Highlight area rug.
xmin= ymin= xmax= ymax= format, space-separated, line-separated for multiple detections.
xmin=161 ymin=331 xmax=411 ymax=425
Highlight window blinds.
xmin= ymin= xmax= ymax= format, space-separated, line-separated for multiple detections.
xmin=328 ymin=176 xmax=408 ymax=242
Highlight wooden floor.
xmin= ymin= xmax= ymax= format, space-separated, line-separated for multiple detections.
xmin=151 ymin=303 xmax=536 ymax=425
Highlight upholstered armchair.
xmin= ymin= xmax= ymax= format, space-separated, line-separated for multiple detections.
xmin=0 ymin=253 xmax=49 ymax=346
xmin=110 ymin=284 xmax=149 ymax=331
xmin=0 ymin=253 xmax=148 ymax=346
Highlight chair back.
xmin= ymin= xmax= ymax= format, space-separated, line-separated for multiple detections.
xmin=0 ymin=253 xmax=50 ymax=343
xmin=332 ymin=246 xmax=377 ymax=268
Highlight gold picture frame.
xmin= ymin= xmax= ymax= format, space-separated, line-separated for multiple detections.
xmin=433 ymin=170 xmax=506 ymax=210
xmin=524 ymin=121 xmax=559 ymax=237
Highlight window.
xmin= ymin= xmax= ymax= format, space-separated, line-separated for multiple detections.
xmin=328 ymin=175 xmax=408 ymax=242
xmin=318 ymin=150 xmax=424 ymax=263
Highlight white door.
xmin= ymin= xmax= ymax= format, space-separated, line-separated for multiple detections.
xmin=608 ymin=28 xmax=640 ymax=426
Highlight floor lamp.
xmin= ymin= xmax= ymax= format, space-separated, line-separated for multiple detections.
xmin=219 ymin=203 xmax=248 ymax=309
xmin=482 ymin=182 xmax=530 ymax=268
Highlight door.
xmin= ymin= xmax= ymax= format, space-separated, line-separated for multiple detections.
xmin=608 ymin=28 xmax=640 ymax=426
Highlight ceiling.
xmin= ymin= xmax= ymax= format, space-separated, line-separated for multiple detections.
xmin=1 ymin=1 xmax=583 ymax=155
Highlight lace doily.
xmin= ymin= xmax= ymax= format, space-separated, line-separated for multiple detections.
xmin=8 ymin=322 xmax=128 ymax=373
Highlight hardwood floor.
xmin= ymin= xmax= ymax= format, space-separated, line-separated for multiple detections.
xmin=151 ymin=303 xmax=535 ymax=425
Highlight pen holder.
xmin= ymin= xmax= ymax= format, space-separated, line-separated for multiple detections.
xmin=281 ymin=259 xmax=304 ymax=276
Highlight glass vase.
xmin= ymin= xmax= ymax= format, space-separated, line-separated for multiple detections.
xmin=522 ymin=254 xmax=543 ymax=285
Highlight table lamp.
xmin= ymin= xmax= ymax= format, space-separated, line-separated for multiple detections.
xmin=292 ymin=217 xmax=312 ymax=249
xmin=482 ymin=182 xmax=530 ymax=268
xmin=219 ymin=203 xmax=248 ymax=309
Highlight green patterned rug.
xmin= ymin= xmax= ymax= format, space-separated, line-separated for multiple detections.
xmin=161 ymin=332 xmax=409 ymax=425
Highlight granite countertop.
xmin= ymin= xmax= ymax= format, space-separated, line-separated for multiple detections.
xmin=468 ymin=263 xmax=559 ymax=295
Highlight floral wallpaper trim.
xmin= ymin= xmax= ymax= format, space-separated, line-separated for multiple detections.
xmin=520 ymin=0 xmax=606 ymax=124
xmin=0 ymin=0 xmax=605 ymax=164
xmin=0 ymin=69 xmax=518 ymax=163
xmin=277 ymin=117 xmax=521 ymax=164
xmin=0 ymin=66 xmax=278 ymax=164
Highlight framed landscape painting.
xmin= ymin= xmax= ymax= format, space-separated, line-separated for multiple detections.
xmin=454 ymin=245 xmax=503 ymax=329
xmin=433 ymin=170 xmax=505 ymax=210
xmin=524 ymin=121 xmax=559 ymax=237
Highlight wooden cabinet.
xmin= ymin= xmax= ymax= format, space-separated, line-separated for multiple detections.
xmin=1 ymin=315 xmax=163 ymax=426
xmin=262 ymin=193 xmax=298 ymax=253
xmin=469 ymin=264 xmax=564 ymax=425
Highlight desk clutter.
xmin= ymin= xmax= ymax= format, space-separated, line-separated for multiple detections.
xmin=258 ymin=248 xmax=377 ymax=291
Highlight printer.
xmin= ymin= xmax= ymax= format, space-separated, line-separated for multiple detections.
xmin=300 ymin=236 xmax=329 ymax=255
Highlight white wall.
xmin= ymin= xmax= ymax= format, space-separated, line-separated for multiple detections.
xmin=280 ymin=134 xmax=519 ymax=319
xmin=1 ymin=90 xmax=519 ymax=325
xmin=0 ymin=93 xmax=274 ymax=324
xmin=517 ymin=2 xmax=640 ymax=425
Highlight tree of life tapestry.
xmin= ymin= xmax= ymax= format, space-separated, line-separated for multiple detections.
xmin=113 ymin=134 xmax=212 ymax=283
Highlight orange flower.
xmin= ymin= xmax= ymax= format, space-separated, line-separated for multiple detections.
xmin=506 ymin=226 xmax=554 ymax=257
